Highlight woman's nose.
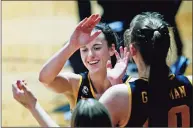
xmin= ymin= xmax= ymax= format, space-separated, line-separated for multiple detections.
xmin=88 ymin=50 xmax=95 ymax=57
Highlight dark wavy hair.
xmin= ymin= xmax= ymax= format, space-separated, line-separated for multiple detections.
xmin=95 ymin=23 xmax=121 ymax=67
xmin=124 ymin=12 xmax=171 ymax=126
xmin=71 ymin=98 xmax=112 ymax=127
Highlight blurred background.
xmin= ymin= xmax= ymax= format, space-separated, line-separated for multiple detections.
xmin=2 ymin=1 xmax=192 ymax=127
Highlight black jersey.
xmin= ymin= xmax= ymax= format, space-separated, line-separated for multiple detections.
xmin=76 ymin=72 xmax=131 ymax=104
xmin=125 ymin=74 xmax=192 ymax=127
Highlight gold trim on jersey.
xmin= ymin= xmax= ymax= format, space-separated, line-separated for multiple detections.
xmin=139 ymin=77 xmax=148 ymax=81
xmin=137 ymin=74 xmax=175 ymax=82
xmin=169 ymin=74 xmax=175 ymax=80
xmin=169 ymin=74 xmax=192 ymax=85
xmin=120 ymin=82 xmax=132 ymax=127
xmin=125 ymin=75 xmax=132 ymax=84
xmin=74 ymin=74 xmax=83 ymax=107
xmin=88 ymin=74 xmax=96 ymax=98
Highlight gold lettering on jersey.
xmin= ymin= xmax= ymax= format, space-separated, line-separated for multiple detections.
xmin=140 ymin=86 xmax=187 ymax=102
xmin=169 ymin=86 xmax=187 ymax=100
xmin=178 ymin=86 xmax=186 ymax=97
xmin=169 ymin=90 xmax=174 ymax=99
xmin=174 ymin=88 xmax=180 ymax=99
xmin=142 ymin=91 xmax=148 ymax=103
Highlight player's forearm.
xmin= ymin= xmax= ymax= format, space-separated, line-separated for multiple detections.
xmin=39 ymin=42 xmax=78 ymax=84
xmin=29 ymin=102 xmax=60 ymax=127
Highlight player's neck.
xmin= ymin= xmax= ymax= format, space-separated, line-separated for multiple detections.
xmin=135 ymin=59 xmax=150 ymax=79
xmin=89 ymin=71 xmax=111 ymax=94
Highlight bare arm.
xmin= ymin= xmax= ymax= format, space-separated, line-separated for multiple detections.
xmin=99 ymin=84 xmax=131 ymax=127
xmin=39 ymin=42 xmax=78 ymax=86
xmin=12 ymin=80 xmax=59 ymax=127
xmin=29 ymin=102 xmax=60 ymax=127
xmin=39 ymin=14 xmax=101 ymax=93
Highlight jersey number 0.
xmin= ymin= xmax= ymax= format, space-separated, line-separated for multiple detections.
xmin=168 ymin=105 xmax=190 ymax=127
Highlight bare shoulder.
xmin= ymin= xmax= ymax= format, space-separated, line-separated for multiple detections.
xmin=47 ymin=72 xmax=82 ymax=94
xmin=129 ymin=77 xmax=138 ymax=82
xmin=58 ymin=72 xmax=82 ymax=89
xmin=99 ymin=84 xmax=130 ymax=126
xmin=100 ymin=84 xmax=129 ymax=102
xmin=58 ymin=72 xmax=81 ymax=82
xmin=108 ymin=84 xmax=129 ymax=96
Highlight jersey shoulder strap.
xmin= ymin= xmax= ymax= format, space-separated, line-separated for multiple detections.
xmin=76 ymin=72 xmax=95 ymax=104
xmin=123 ymin=74 xmax=132 ymax=83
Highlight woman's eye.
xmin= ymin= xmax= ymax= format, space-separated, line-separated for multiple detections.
xmin=81 ymin=49 xmax=88 ymax=52
xmin=94 ymin=47 xmax=101 ymax=50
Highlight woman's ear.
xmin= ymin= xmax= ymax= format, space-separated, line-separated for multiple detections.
xmin=109 ymin=43 xmax=116 ymax=56
xmin=109 ymin=47 xmax=115 ymax=56
xmin=129 ymin=44 xmax=137 ymax=56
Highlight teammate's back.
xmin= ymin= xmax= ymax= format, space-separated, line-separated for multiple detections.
xmin=125 ymin=74 xmax=192 ymax=127
xmin=168 ymin=75 xmax=192 ymax=127
xmin=99 ymin=12 xmax=192 ymax=127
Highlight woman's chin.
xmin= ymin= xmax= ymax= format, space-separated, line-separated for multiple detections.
xmin=88 ymin=67 xmax=101 ymax=74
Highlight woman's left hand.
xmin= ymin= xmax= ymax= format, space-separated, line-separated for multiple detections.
xmin=107 ymin=45 xmax=130 ymax=85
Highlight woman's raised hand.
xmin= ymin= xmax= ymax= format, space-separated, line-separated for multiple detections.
xmin=107 ymin=45 xmax=130 ymax=85
xmin=69 ymin=14 xmax=102 ymax=50
xmin=12 ymin=80 xmax=37 ymax=110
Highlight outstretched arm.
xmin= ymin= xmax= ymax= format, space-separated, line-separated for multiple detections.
xmin=39 ymin=14 xmax=101 ymax=93
xmin=29 ymin=102 xmax=60 ymax=127
xmin=12 ymin=80 xmax=59 ymax=127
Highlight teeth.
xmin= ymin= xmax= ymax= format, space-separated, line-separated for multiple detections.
xmin=89 ymin=61 xmax=99 ymax=64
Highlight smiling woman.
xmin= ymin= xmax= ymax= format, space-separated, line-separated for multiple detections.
xmin=11 ymin=14 xmax=130 ymax=127
xmin=2 ymin=1 xmax=192 ymax=127
xmin=38 ymin=14 xmax=130 ymax=110
xmin=79 ymin=24 xmax=118 ymax=74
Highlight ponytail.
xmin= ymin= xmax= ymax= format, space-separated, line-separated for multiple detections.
xmin=148 ymin=29 xmax=170 ymax=127
xmin=124 ymin=12 xmax=171 ymax=126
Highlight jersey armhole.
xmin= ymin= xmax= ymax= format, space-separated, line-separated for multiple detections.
xmin=124 ymin=75 xmax=132 ymax=83
xmin=74 ymin=74 xmax=83 ymax=107
xmin=120 ymin=82 xmax=132 ymax=127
